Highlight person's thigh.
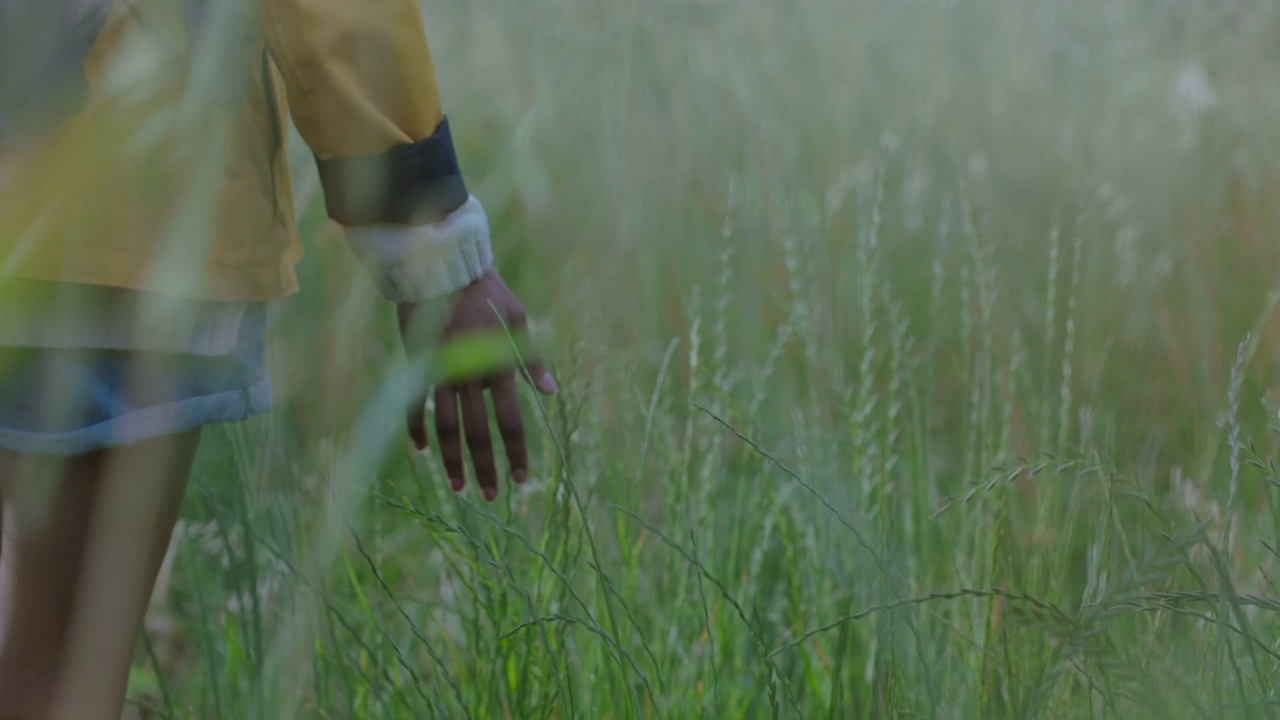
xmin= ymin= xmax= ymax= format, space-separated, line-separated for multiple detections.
xmin=0 ymin=428 xmax=201 ymax=720
xmin=0 ymin=447 xmax=106 ymax=718
xmin=52 ymin=428 xmax=201 ymax=720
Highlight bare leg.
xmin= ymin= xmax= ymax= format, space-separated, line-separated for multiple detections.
xmin=0 ymin=429 xmax=201 ymax=720
xmin=0 ymin=451 xmax=105 ymax=719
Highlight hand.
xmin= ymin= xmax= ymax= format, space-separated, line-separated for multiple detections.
xmin=398 ymin=269 xmax=558 ymax=501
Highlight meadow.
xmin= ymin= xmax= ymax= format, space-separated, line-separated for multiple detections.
xmin=128 ymin=0 xmax=1280 ymax=717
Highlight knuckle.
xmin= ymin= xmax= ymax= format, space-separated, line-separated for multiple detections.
xmin=465 ymin=431 xmax=492 ymax=450
xmin=463 ymin=415 xmax=491 ymax=438
xmin=497 ymin=417 xmax=525 ymax=438
xmin=441 ymin=451 xmax=464 ymax=471
xmin=471 ymin=455 xmax=497 ymax=476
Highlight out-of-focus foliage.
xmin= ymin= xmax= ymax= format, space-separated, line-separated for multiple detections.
xmin=105 ymin=1 xmax=1280 ymax=718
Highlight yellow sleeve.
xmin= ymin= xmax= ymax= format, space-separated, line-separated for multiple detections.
xmin=259 ymin=0 xmax=467 ymax=226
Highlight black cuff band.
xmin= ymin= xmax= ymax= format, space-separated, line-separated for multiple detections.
xmin=315 ymin=117 xmax=470 ymax=226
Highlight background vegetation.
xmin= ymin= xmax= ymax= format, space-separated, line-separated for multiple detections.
xmin=126 ymin=0 xmax=1280 ymax=717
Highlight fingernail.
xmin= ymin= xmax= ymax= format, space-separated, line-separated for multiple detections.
xmin=483 ymin=487 xmax=498 ymax=502
xmin=513 ymin=469 xmax=528 ymax=484
xmin=449 ymin=477 xmax=464 ymax=492
xmin=538 ymin=372 xmax=560 ymax=394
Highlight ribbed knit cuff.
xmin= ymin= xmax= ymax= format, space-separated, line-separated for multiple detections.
xmin=343 ymin=195 xmax=493 ymax=302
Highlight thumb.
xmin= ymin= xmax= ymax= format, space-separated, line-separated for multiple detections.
xmin=523 ymin=360 xmax=559 ymax=395
xmin=407 ymin=389 xmax=431 ymax=451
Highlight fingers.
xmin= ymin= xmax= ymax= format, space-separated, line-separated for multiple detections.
xmin=407 ymin=391 xmax=430 ymax=451
xmin=434 ymin=386 xmax=464 ymax=492
xmin=422 ymin=286 xmax=557 ymax=500
xmin=489 ymin=372 xmax=528 ymax=484
xmin=460 ymin=383 xmax=499 ymax=502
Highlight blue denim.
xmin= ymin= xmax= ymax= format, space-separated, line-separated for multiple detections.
xmin=0 ymin=305 xmax=271 ymax=455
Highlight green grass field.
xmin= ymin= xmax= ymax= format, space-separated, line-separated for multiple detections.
xmin=127 ymin=0 xmax=1280 ymax=717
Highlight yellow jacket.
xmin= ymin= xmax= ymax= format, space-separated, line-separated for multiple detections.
xmin=0 ymin=0 xmax=489 ymax=303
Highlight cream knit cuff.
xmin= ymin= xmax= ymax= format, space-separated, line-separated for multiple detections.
xmin=343 ymin=195 xmax=494 ymax=302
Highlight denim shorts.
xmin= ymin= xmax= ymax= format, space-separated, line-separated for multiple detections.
xmin=0 ymin=305 xmax=271 ymax=455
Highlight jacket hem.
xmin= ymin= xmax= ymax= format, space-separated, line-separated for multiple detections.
xmin=6 ymin=247 xmax=300 ymax=303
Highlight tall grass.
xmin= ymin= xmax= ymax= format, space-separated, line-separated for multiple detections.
xmin=120 ymin=0 xmax=1280 ymax=717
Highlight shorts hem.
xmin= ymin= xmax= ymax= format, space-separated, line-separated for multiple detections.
xmin=0 ymin=377 xmax=272 ymax=456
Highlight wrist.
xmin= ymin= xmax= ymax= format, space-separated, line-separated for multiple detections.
xmin=345 ymin=195 xmax=494 ymax=302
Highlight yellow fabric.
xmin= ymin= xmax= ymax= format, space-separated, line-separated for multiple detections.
xmin=0 ymin=0 xmax=447 ymax=302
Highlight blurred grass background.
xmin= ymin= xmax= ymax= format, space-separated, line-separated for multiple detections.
xmin=125 ymin=0 xmax=1280 ymax=717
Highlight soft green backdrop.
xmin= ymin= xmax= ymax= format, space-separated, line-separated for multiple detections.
xmin=127 ymin=1 xmax=1280 ymax=717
